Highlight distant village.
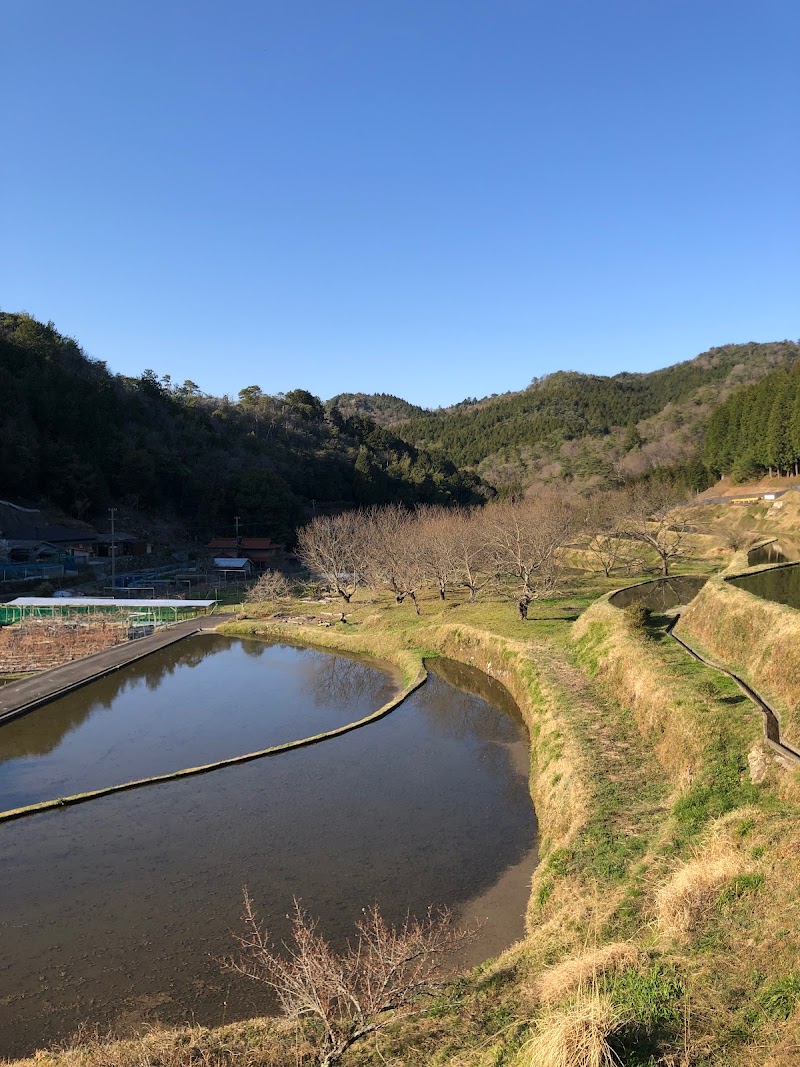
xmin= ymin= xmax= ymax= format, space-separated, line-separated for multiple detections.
xmin=0 ymin=499 xmax=281 ymax=588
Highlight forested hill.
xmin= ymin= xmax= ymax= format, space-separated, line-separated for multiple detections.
xmin=394 ymin=341 xmax=800 ymax=491
xmin=0 ymin=313 xmax=485 ymax=542
xmin=325 ymin=392 xmax=426 ymax=426
xmin=705 ymin=358 xmax=800 ymax=481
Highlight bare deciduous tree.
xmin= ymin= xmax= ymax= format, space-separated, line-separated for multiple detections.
xmin=488 ymin=495 xmax=576 ymax=619
xmin=580 ymin=490 xmax=638 ymax=578
xmin=362 ymin=504 xmax=408 ymax=604
xmin=415 ymin=506 xmax=458 ymax=600
xmin=224 ymin=890 xmax=472 ymax=1067
xmin=296 ymin=512 xmax=370 ymax=603
xmin=623 ymin=484 xmax=692 ymax=576
xmin=451 ymin=507 xmax=495 ymax=602
xmin=363 ymin=506 xmax=427 ymax=613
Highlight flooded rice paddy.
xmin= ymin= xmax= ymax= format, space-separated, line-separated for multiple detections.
xmin=730 ymin=559 xmax=800 ymax=610
xmin=0 ymin=637 xmax=536 ymax=1056
xmin=609 ymin=574 xmax=708 ymax=612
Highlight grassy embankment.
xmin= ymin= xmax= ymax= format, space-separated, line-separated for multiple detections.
xmin=677 ymin=552 xmax=800 ymax=753
xmin=8 ymin=562 xmax=800 ymax=1066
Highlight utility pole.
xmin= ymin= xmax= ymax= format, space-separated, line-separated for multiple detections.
xmin=109 ymin=507 xmax=117 ymax=596
xmin=234 ymin=515 xmax=241 ymax=538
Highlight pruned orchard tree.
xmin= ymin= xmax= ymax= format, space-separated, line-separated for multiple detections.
xmin=224 ymin=890 xmax=472 ymax=1067
xmin=581 ymin=489 xmax=638 ymax=578
xmin=296 ymin=511 xmax=370 ymax=603
xmin=451 ymin=506 xmax=495 ymax=602
xmin=362 ymin=504 xmax=423 ymax=610
xmin=415 ymin=505 xmax=459 ymax=600
xmin=623 ymin=484 xmax=692 ymax=577
xmin=487 ymin=495 xmax=576 ymax=619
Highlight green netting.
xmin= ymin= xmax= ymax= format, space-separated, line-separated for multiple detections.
xmin=0 ymin=603 xmax=204 ymax=625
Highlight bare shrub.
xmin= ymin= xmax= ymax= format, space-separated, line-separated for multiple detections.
xmin=245 ymin=570 xmax=293 ymax=602
xmin=720 ymin=526 xmax=753 ymax=552
xmin=224 ymin=890 xmax=472 ymax=1067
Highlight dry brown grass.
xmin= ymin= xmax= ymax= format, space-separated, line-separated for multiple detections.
xmin=655 ymin=839 xmax=743 ymax=940
xmin=3 ymin=1020 xmax=306 ymax=1067
xmin=533 ymin=943 xmax=641 ymax=1006
xmin=519 ymin=992 xmax=627 ymax=1067
xmin=763 ymin=1029 xmax=800 ymax=1067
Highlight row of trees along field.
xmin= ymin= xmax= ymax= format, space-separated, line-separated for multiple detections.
xmin=285 ymin=484 xmax=692 ymax=620
xmin=705 ymin=357 xmax=800 ymax=481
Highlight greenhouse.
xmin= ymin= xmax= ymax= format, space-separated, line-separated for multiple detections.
xmin=0 ymin=597 xmax=217 ymax=626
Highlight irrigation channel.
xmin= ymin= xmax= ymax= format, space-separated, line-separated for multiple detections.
xmin=0 ymin=635 xmax=537 ymax=1057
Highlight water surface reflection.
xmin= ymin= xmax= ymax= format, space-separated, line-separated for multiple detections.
xmin=0 ymin=637 xmax=396 ymax=811
xmin=0 ymin=648 xmax=536 ymax=1056
xmin=730 ymin=561 xmax=800 ymax=610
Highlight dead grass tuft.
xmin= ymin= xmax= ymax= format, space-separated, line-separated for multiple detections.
xmin=520 ymin=992 xmax=627 ymax=1067
xmin=6 ymin=1021 xmax=304 ymax=1067
xmin=534 ymin=943 xmax=641 ymax=1006
xmin=656 ymin=840 xmax=743 ymax=939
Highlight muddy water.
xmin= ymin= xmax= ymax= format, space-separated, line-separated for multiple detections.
xmin=0 ymin=641 xmax=536 ymax=1057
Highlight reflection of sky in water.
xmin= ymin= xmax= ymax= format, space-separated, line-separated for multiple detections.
xmin=0 ymin=657 xmax=536 ymax=1058
xmin=0 ymin=636 xmax=395 ymax=810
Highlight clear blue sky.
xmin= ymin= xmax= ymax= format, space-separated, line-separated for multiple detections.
xmin=2 ymin=0 xmax=798 ymax=407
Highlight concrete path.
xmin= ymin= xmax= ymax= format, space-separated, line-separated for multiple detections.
xmin=0 ymin=614 xmax=235 ymax=725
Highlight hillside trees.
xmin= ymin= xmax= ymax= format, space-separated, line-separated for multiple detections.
xmin=705 ymin=356 xmax=800 ymax=481
xmin=0 ymin=311 xmax=485 ymax=537
xmin=398 ymin=343 xmax=800 ymax=473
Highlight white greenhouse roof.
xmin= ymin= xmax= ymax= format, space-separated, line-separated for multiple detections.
xmin=8 ymin=597 xmax=216 ymax=608
xmin=213 ymin=557 xmax=250 ymax=568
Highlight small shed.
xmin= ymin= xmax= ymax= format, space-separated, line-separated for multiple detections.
xmin=213 ymin=557 xmax=252 ymax=579
xmin=208 ymin=536 xmax=279 ymax=568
